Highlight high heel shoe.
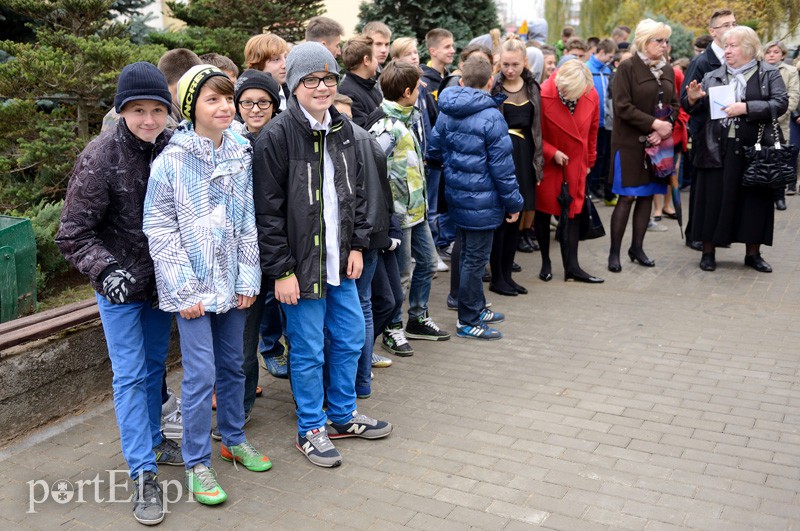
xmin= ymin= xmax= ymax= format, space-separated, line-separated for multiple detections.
xmin=699 ymin=252 xmax=716 ymax=271
xmin=607 ymin=255 xmax=621 ymax=273
xmin=565 ymin=270 xmax=604 ymax=283
xmin=539 ymin=271 xmax=552 ymax=281
xmin=627 ymin=248 xmax=655 ymax=267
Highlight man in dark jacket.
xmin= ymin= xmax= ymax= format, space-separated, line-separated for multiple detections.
xmin=420 ymin=28 xmax=455 ymax=101
xmin=338 ymin=35 xmax=383 ymax=128
xmin=252 ymin=42 xmax=392 ymax=469
xmin=429 ymin=58 xmax=523 ymax=340
xmin=55 ymin=62 xmax=181 ymax=526
xmin=681 ymin=9 xmax=736 ymax=249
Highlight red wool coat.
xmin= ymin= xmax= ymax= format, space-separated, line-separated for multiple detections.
xmin=535 ymin=74 xmax=599 ymax=218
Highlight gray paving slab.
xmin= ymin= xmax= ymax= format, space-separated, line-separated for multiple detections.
xmin=2 ymin=191 xmax=800 ymax=529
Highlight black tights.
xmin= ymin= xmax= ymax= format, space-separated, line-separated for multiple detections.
xmin=608 ymin=195 xmax=652 ymax=267
xmin=489 ymin=220 xmax=521 ymax=291
xmin=534 ymin=211 xmax=586 ymax=278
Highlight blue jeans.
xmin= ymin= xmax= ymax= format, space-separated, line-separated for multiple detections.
xmin=394 ymin=222 xmax=437 ymax=322
xmin=354 ymin=249 xmax=380 ymax=396
xmin=372 ymin=249 xmax=404 ymax=336
xmin=96 ymin=295 xmax=171 ymax=478
xmin=177 ymin=309 xmax=247 ymax=468
xmin=282 ymin=280 xmax=364 ymax=434
xmin=457 ymin=229 xmax=493 ymax=326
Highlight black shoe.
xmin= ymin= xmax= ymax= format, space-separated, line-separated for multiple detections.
xmin=539 ymin=271 xmax=552 ymax=282
xmin=511 ymin=261 xmax=522 ymax=272
xmin=517 ymin=237 xmax=534 ymax=253
xmin=686 ymin=240 xmax=703 ymax=251
xmin=382 ymin=322 xmax=414 ymax=356
xmin=132 ymin=471 xmax=164 ymax=525
xmin=776 ymin=199 xmax=787 ymax=211
xmin=699 ymin=252 xmax=716 ymax=271
xmin=744 ymin=254 xmax=772 ymax=273
xmin=565 ymin=270 xmax=604 ymax=283
xmin=608 ymin=255 xmax=622 ymax=273
xmin=489 ymin=284 xmax=518 ymax=296
xmin=508 ymin=279 xmax=528 ymax=294
xmin=628 ymin=248 xmax=655 ymax=267
xmin=405 ymin=311 xmax=451 ymax=340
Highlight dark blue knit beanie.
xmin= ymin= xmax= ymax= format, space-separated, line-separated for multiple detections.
xmin=114 ymin=62 xmax=172 ymax=113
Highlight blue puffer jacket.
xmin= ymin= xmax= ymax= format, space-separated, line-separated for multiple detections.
xmin=428 ymin=86 xmax=523 ymax=231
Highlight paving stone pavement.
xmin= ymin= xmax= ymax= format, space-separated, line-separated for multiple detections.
xmin=2 ymin=191 xmax=800 ymax=530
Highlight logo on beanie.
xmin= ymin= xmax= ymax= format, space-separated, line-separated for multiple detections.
xmin=182 ymin=66 xmax=217 ymax=120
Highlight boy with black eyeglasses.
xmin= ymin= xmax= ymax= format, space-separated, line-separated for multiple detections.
xmin=253 ymin=42 xmax=392 ymax=468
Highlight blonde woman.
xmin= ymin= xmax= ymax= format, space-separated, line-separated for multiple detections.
xmin=535 ymin=60 xmax=602 ymax=283
xmin=607 ymin=19 xmax=678 ymax=272
xmin=489 ymin=35 xmax=544 ymax=295
xmin=244 ymin=33 xmax=290 ymax=111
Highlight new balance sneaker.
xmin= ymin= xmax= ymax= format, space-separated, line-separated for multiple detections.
xmin=211 ymin=413 xmax=251 ymax=441
xmin=260 ymin=352 xmax=289 ymax=379
xmin=296 ymin=428 xmax=342 ymax=468
xmin=153 ymin=437 xmax=183 ymax=466
xmin=456 ymin=321 xmax=503 ymax=340
xmin=186 ymin=464 xmax=227 ymax=505
xmin=220 ymin=440 xmax=272 ymax=472
xmin=132 ymin=471 xmax=164 ymax=526
xmin=405 ymin=311 xmax=451 ymax=341
xmin=381 ymin=322 xmax=414 ymax=356
xmin=161 ymin=388 xmax=182 ymax=441
xmin=479 ymin=308 xmax=505 ymax=324
xmin=327 ymin=411 xmax=393 ymax=440
xmin=371 ymin=353 xmax=392 ymax=368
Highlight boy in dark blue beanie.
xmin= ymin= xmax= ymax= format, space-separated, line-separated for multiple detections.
xmin=56 ymin=61 xmax=180 ymax=526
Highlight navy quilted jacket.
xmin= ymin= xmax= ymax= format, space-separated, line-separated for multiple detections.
xmin=428 ymin=86 xmax=523 ymax=231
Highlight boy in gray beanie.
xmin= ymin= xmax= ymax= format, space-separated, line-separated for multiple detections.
xmin=253 ymin=40 xmax=393 ymax=468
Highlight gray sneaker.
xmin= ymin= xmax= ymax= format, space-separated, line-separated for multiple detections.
xmin=211 ymin=413 xmax=251 ymax=441
xmin=132 ymin=471 xmax=164 ymax=525
xmin=371 ymin=353 xmax=392 ymax=368
xmin=161 ymin=388 xmax=182 ymax=440
xmin=296 ymin=428 xmax=342 ymax=467
xmin=327 ymin=411 xmax=393 ymax=440
xmin=153 ymin=437 xmax=183 ymax=466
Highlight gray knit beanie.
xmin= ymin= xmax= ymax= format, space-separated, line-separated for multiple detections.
xmin=285 ymin=42 xmax=339 ymax=93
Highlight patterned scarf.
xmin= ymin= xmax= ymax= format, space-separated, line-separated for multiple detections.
xmin=726 ymin=59 xmax=758 ymax=101
xmin=558 ymin=89 xmax=578 ymax=114
xmin=637 ymin=52 xmax=667 ymax=83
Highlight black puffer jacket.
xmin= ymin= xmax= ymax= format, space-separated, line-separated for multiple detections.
xmin=252 ymin=98 xmax=370 ymax=299
xmin=682 ymin=61 xmax=788 ymax=168
xmin=338 ymin=72 xmax=383 ymax=128
xmin=56 ymin=119 xmax=172 ymax=300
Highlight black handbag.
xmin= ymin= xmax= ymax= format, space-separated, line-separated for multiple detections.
xmin=742 ymin=115 xmax=798 ymax=189
xmin=579 ymin=186 xmax=606 ymax=241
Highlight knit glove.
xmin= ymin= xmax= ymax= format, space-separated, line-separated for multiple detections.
xmin=100 ymin=267 xmax=137 ymax=304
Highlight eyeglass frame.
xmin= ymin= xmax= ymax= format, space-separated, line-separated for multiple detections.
xmin=238 ymin=99 xmax=274 ymax=110
xmin=298 ymin=73 xmax=340 ymax=89
xmin=712 ymin=22 xmax=737 ymax=30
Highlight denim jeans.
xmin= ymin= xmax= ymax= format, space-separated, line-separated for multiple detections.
xmin=282 ymin=280 xmax=364 ymax=434
xmin=96 ymin=295 xmax=171 ymax=478
xmin=354 ymin=249 xmax=380 ymax=396
xmin=177 ymin=309 xmax=247 ymax=468
xmin=372 ymin=249 xmax=404 ymax=337
xmin=457 ymin=230 xmax=493 ymax=326
xmin=394 ymin=221 xmax=437 ymax=322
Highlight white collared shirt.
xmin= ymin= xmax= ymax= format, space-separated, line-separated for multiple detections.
xmin=711 ymin=41 xmax=725 ymax=64
xmin=299 ymin=105 xmax=340 ymax=286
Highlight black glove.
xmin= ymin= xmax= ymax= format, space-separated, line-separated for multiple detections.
xmin=100 ymin=267 xmax=137 ymax=304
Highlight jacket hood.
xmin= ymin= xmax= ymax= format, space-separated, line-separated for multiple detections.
xmin=381 ymin=99 xmax=416 ymax=123
xmin=168 ymin=120 xmax=249 ymax=160
xmin=438 ymin=86 xmax=504 ymax=118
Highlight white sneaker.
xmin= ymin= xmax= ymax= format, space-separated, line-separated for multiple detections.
xmin=161 ymin=388 xmax=182 ymax=440
xmin=436 ymin=256 xmax=449 ymax=272
xmin=371 ymin=353 xmax=393 ymax=368
xmin=647 ymin=219 xmax=668 ymax=232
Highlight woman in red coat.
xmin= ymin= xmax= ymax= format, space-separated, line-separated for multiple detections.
xmin=534 ymin=59 xmax=603 ymax=283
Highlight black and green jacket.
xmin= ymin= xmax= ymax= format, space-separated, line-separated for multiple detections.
xmin=252 ymin=97 xmax=370 ymax=299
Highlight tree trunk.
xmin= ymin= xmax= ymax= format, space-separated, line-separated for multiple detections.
xmin=76 ymin=98 xmax=89 ymax=138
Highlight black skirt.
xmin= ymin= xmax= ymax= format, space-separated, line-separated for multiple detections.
xmin=691 ymin=138 xmax=774 ymax=246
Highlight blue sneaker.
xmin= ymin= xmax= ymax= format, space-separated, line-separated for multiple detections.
xmin=456 ymin=321 xmax=503 ymax=340
xmin=479 ymin=308 xmax=504 ymax=323
xmin=260 ymin=352 xmax=288 ymax=379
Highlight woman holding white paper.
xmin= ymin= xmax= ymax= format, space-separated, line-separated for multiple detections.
xmin=682 ymin=26 xmax=788 ymax=272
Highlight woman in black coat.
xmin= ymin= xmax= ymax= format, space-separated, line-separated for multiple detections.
xmin=683 ymin=26 xmax=788 ymax=272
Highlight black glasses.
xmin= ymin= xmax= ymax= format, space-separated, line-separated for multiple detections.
xmin=300 ymin=74 xmax=339 ymax=89
xmin=713 ymin=22 xmax=737 ymax=30
xmin=239 ymin=99 xmax=273 ymax=110
xmin=649 ymin=38 xmax=670 ymax=45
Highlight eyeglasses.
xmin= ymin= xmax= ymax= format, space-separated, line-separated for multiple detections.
xmin=299 ymin=74 xmax=339 ymax=89
xmin=239 ymin=99 xmax=273 ymax=110
xmin=649 ymin=38 xmax=670 ymax=45
xmin=713 ymin=22 xmax=737 ymax=30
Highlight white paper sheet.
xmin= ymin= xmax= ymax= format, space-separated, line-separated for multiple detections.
xmin=708 ymin=84 xmax=736 ymax=120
